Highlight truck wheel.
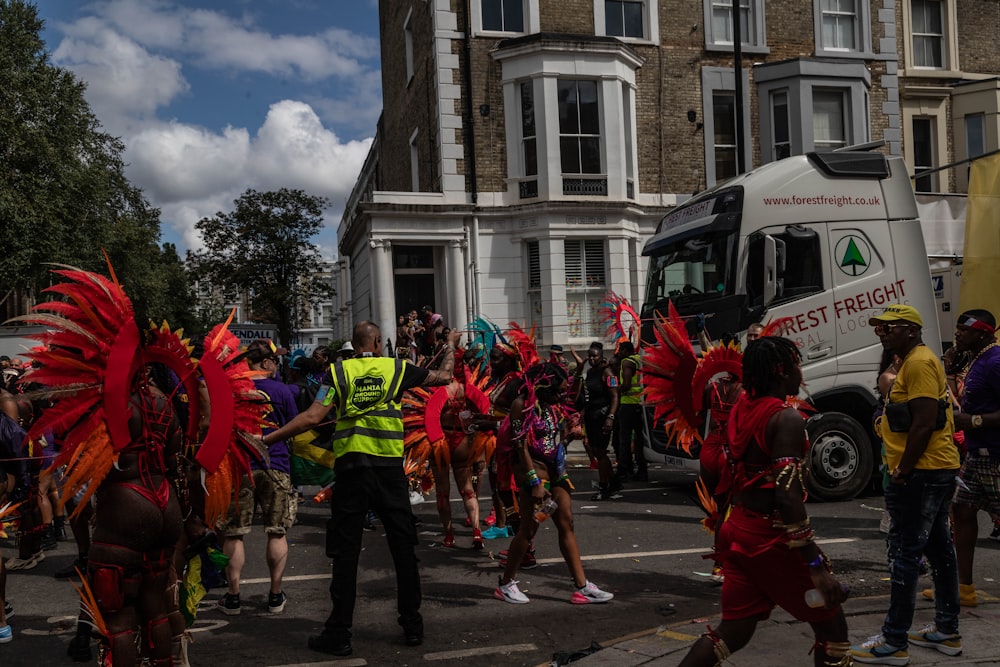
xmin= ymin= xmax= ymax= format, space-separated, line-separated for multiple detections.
xmin=805 ymin=412 xmax=873 ymax=502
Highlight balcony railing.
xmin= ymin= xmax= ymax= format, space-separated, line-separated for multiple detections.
xmin=562 ymin=176 xmax=608 ymax=196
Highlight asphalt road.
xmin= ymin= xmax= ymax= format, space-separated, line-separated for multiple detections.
xmin=5 ymin=464 xmax=1000 ymax=667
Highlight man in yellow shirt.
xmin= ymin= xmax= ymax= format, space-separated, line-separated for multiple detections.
xmin=852 ymin=304 xmax=961 ymax=664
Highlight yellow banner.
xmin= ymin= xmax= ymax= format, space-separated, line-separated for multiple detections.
xmin=959 ymin=152 xmax=1000 ymax=319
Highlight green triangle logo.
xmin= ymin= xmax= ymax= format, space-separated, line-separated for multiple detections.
xmin=840 ymin=238 xmax=867 ymax=276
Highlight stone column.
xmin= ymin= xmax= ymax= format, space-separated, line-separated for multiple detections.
xmin=447 ymin=239 xmax=468 ymax=331
xmin=370 ymin=238 xmax=395 ymax=349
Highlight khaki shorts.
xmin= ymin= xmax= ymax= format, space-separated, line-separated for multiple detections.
xmin=218 ymin=470 xmax=295 ymax=537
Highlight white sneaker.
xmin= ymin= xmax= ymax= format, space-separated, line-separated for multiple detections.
xmin=571 ymin=581 xmax=614 ymax=604
xmin=494 ymin=578 xmax=529 ymax=604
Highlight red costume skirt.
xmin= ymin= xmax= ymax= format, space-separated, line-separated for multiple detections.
xmin=717 ymin=505 xmax=840 ymax=623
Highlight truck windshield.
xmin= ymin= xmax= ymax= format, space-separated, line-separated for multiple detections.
xmin=644 ymin=229 xmax=739 ymax=307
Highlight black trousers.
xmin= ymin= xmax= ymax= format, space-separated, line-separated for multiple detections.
xmin=323 ymin=464 xmax=422 ymax=639
xmin=616 ymin=403 xmax=647 ymax=474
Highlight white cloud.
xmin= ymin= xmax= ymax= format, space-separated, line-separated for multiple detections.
xmin=252 ymin=101 xmax=373 ymax=195
xmin=122 ymin=102 xmax=371 ymax=257
xmin=52 ymin=17 xmax=188 ymax=133
xmin=43 ymin=0 xmax=381 ymax=259
xmin=85 ymin=0 xmax=379 ymax=80
xmin=126 ymin=122 xmax=251 ymax=202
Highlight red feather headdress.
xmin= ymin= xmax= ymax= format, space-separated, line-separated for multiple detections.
xmin=11 ymin=263 xmax=142 ymax=512
xmin=402 ymin=356 xmax=493 ymax=472
xmin=641 ymin=302 xmax=742 ymax=455
xmin=599 ymin=290 xmax=640 ymax=348
xmin=198 ymin=315 xmax=270 ymax=526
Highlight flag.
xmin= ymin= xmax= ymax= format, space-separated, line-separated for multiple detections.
xmin=959 ymin=152 xmax=1000 ymax=318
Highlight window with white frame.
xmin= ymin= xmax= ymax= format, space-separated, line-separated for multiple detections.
xmin=526 ymin=240 xmax=542 ymax=327
xmin=755 ymin=59 xmax=870 ymax=162
xmin=606 ymin=1 xmax=643 ymax=37
xmin=701 ymin=67 xmax=751 ymax=186
xmin=704 ymin=0 xmax=767 ymax=53
xmin=966 ymin=114 xmax=986 ymax=159
xmin=409 ymin=130 xmax=419 ymax=191
xmin=813 ymin=89 xmax=848 ymax=150
xmin=901 ymin=96 xmax=947 ymax=192
xmin=595 ymin=0 xmax=659 ymax=42
xmin=821 ymin=0 xmax=857 ymax=49
xmin=494 ymin=36 xmax=641 ymax=201
xmin=912 ymin=117 xmax=936 ymax=192
xmin=565 ymin=239 xmax=607 ymax=338
xmin=521 ymin=82 xmax=538 ymax=177
xmin=713 ymin=92 xmax=739 ymax=182
xmin=911 ymin=0 xmax=944 ymax=68
xmin=558 ymin=80 xmax=605 ymax=195
xmin=482 ymin=0 xmax=524 ymax=32
xmin=771 ymin=90 xmax=791 ymax=160
xmin=814 ymin=0 xmax=873 ymax=56
xmin=404 ymin=9 xmax=414 ymax=83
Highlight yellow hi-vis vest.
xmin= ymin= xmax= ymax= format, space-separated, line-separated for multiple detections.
xmin=323 ymin=357 xmax=406 ymax=459
xmin=619 ymin=353 xmax=642 ymax=405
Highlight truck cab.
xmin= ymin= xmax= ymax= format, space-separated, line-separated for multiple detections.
xmin=640 ymin=149 xmax=941 ymax=501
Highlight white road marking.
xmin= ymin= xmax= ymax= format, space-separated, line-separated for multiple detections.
xmin=270 ymin=660 xmax=367 ymax=667
xmin=423 ymin=642 xmax=537 ymax=661
xmin=475 ymin=537 xmax=858 ymax=568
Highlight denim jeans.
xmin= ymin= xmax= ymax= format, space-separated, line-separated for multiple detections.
xmin=882 ymin=468 xmax=959 ymax=646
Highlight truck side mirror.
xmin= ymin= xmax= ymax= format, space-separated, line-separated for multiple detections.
xmin=762 ymin=235 xmax=779 ymax=305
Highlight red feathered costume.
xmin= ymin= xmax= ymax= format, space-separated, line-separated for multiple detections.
xmin=715 ymin=394 xmax=838 ymax=623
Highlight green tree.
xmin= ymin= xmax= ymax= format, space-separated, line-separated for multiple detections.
xmin=0 ymin=0 xmax=193 ymax=325
xmin=190 ymin=188 xmax=335 ymax=349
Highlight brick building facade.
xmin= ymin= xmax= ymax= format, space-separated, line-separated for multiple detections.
xmin=339 ymin=0 xmax=1000 ymax=349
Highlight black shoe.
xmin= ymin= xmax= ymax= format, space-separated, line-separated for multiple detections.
xmin=405 ymin=631 xmax=424 ymax=647
xmin=54 ymin=557 xmax=88 ymax=579
xmin=267 ymin=590 xmax=287 ymax=614
xmin=216 ymin=593 xmax=241 ymax=616
xmin=308 ymin=633 xmax=352 ymax=656
xmin=4 ymin=601 xmax=12 ymax=619
xmin=67 ymin=633 xmax=93 ymax=662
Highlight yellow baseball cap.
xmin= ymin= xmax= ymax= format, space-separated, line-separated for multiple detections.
xmin=869 ymin=304 xmax=923 ymax=327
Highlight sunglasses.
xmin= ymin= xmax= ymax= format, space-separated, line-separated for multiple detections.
xmin=873 ymin=322 xmax=912 ymax=334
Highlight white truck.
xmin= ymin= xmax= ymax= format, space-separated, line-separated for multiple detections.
xmin=639 ymin=147 xmax=941 ymax=501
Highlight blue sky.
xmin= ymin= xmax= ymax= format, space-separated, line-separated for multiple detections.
xmin=35 ymin=0 xmax=383 ymax=258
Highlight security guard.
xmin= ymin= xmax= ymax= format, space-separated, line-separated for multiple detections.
xmin=616 ymin=341 xmax=647 ymax=482
xmin=262 ymin=321 xmax=459 ymax=657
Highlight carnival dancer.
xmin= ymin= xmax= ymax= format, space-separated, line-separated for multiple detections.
xmin=678 ymin=336 xmax=850 ymax=666
xmin=571 ymin=343 xmax=620 ymax=500
xmin=259 ymin=322 xmax=459 ymax=656
xmin=402 ymin=348 xmax=492 ymax=548
xmin=419 ymin=351 xmax=491 ymax=549
xmin=11 ymin=265 xmax=266 ymax=666
xmin=493 ymin=362 xmax=613 ymax=605
xmin=470 ymin=342 xmax=524 ymax=540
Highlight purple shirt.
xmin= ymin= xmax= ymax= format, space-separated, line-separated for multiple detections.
xmin=961 ymin=345 xmax=1000 ymax=456
xmin=253 ymin=377 xmax=299 ymax=474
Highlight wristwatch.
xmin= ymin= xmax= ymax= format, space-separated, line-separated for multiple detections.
xmin=972 ymin=414 xmax=984 ymax=428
